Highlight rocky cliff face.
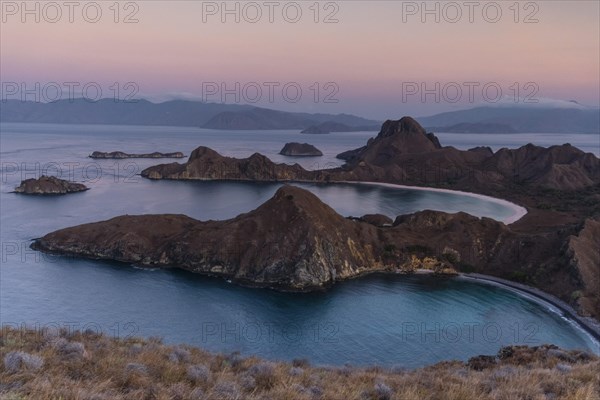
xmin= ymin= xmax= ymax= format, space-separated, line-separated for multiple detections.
xmin=14 ymin=176 xmax=88 ymax=195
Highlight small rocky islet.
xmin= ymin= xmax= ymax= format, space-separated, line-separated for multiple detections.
xmin=279 ymin=142 xmax=323 ymax=157
xmin=14 ymin=176 xmax=88 ymax=195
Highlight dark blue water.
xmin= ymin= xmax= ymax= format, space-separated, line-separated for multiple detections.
xmin=1 ymin=123 xmax=597 ymax=367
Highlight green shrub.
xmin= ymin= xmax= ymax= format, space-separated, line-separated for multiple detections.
xmin=509 ymin=271 xmax=530 ymax=283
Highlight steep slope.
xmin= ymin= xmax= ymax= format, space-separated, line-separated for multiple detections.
xmin=483 ymin=144 xmax=600 ymax=190
xmin=566 ymin=218 xmax=600 ymax=318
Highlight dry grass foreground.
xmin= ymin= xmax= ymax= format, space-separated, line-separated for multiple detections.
xmin=0 ymin=327 xmax=598 ymax=400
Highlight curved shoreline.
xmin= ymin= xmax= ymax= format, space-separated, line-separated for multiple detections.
xmin=146 ymin=177 xmax=528 ymax=224
xmin=460 ymin=273 xmax=600 ymax=348
xmin=339 ymin=181 xmax=528 ymax=224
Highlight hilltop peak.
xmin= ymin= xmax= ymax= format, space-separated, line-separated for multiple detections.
xmin=379 ymin=117 xmax=427 ymax=137
xmin=253 ymin=185 xmax=342 ymax=223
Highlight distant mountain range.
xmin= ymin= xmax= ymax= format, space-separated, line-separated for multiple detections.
xmin=301 ymin=121 xmax=380 ymax=134
xmin=425 ymin=122 xmax=518 ymax=134
xmin=0 ymin=99 xmax=379 ymax=130
xmin=2 ymin=99 xmax=598 ymax=134
xmin=419 ymin=105 xmax=599 ymax=134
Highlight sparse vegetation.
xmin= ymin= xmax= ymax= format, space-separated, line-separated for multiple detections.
xmin=442 ymin=251 xmax=459 ymax=264
xmin=383 ymin=244 xmax=397 ymax=253
xmin=509 ymin=270 xmax=531 ymax=283
xmin=1 ymin=327 xmax=598 ymax=399
xmin=457 ymin=262 xmax=477 ymax=273
xmin=571 ymin=290 xmax=584 ymax=302
xmin=403 ymin=245 xmax=431 ymax=254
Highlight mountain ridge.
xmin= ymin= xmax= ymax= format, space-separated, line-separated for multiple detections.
xmin=0 ymin=98 xmax=379 ymax=130
xmin=419 ymin=106 xmax=600 ymax=134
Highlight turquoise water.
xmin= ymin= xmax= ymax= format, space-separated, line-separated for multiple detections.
xmin=1 ymin=123 xmax=597 ymax=367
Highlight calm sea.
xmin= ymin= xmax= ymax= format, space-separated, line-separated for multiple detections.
xmin=1 ymin=123 xmax=597 ymax=367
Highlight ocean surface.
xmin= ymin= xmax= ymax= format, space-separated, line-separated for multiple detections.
xmin=1 ymin=123 xmax=598 ymax=367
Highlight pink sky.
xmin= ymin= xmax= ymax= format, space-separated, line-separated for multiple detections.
xmin=1 ymin=1 xmax=599 ymax=119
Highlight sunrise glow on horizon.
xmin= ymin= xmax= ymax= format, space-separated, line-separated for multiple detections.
xmin=1 ymin=0 xmax=599 ymax=119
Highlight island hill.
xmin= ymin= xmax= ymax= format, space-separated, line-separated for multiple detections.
xmin=90 ymin=151 xmax=185 ymax=159
xmin=14 ymin=176 xmax=88 ymax=195
xmin=33 ymin=117 xmax=600 ymax=323
xmin=32 ymin=185 xmax=468 ymax=291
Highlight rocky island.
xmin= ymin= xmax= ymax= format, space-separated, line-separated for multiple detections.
xmin=279 ymin=143 xmax=323 ymax=157
xmin=14 ymin=176 xmax=88 ymax=195
xmin=136 ymin=117 xmax=600 ymax=322
xmin=141 ymin=146 xmax=315 ymax=181
xmin=90 ymin=151 xmax=185 ymax=159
